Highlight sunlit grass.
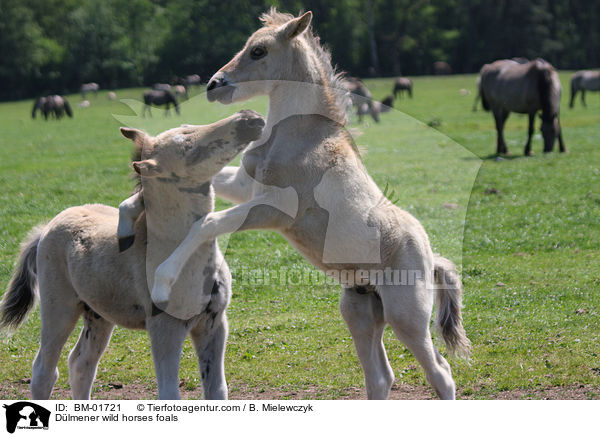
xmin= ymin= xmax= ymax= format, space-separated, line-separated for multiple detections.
xmin=1 ymin=73 xmax=599 ymax=398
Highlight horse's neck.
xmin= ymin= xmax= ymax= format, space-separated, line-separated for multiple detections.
xmin=259 ymin=81 xmax=337 ymax=144
xmin=142 ymin=182 xmax=213 ymax=240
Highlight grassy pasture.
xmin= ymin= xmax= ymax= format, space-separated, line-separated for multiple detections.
xmin=0 ymin=73 xmax=599 ymax=399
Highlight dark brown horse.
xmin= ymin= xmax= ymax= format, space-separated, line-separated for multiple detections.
xmin=184 ymin=74 xmax=201 ymax=90
xmin=393 ymin=77 xmax=412 ymax=99
xmin=479 ymin=58 xmax=566 ymax=155
xmin=142 ymin=90 xmax=180 ymax=117
xmin=433 ymin=61 xmax=452 ymax=75
xmin=32 ymin=95 xmax=73 ymax=120
xmin=570 ymin=70 xmax=600 ymax=108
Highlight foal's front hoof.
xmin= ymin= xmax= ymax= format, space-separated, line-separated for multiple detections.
xmin=151 ymin=273 xmax=174 ymax=305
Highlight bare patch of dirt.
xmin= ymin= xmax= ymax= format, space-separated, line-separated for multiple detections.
xmin=1 ymin=379 xmax=598 ymax=400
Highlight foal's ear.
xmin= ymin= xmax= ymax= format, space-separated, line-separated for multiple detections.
xmin=279 ymin=11 xmax=312 ymax=40
xmin=132 ymin=159 xmax=161 ymax=178
xmin=121 ymin=127 xmax=149 ymax=157
xmin=120 ymin=127 xmax=147 ymax=141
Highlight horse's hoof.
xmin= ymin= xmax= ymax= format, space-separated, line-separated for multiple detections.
xmin=525 ymin=151 xmax=534 ymax=156
xmin=118 ymin=236 xmax=135 ymax=252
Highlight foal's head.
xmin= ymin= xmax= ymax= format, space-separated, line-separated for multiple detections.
xmin=207 ymin=10 xmax=318 ymax=103
xmin=120 ymin=110 xmax=265 ymax=184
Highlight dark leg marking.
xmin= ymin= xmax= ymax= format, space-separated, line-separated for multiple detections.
xmin=151 ymin=303 xmax=164 ymax=316
xmin=119 ymin=236 xmax=135 ymax=252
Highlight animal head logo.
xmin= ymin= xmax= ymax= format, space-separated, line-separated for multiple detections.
xmin=3 ymin=402 xmax=50 ymax=433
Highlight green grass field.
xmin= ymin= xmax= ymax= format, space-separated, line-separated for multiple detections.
xmin=1 ymin=73 xmax=599 ymax=399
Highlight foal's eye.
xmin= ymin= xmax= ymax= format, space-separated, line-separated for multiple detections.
xmin=250 ymin=46 xmax=267 ymax=60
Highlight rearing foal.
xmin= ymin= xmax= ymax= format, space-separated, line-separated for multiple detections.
xmin=151 ymin=9 xmax=470 ymax=399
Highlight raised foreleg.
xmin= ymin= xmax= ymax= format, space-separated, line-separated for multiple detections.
xmin=117 ymin=191 xmax=144 ymax=251
xmin=151 ymin=191 xmax=298 ymax=305
xmin=212 ymin=166 xmax=255 ymax=205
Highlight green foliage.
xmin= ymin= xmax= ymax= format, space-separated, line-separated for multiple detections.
xmin=2 ymin=0 xmax=600 ymax=100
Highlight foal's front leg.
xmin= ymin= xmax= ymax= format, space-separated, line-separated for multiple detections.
xmin=147 ymin=314 xmax=189 ymax=400
xmin=212 ymin=166 xmax=255 ymax=205
xmin=151 ymin=191 xmax=298 ymax=305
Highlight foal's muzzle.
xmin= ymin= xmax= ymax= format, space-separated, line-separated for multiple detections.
xmin=207 ymin=74 xmax=234 ymax=103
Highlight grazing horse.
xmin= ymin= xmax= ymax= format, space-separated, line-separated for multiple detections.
xmin=80 ymin=83 xmax=99 ymax=99
xmin=479 ymin=58 xmax=566 ymax=155
xmin=344 ymin=77 xmax=380 ymax=123
xmin=393 ymin=77 xmax=412 ymax=99
xmin=570 ymin=70 xmax=600 ymax=108
xmin=433 ymin=61 xmax=452 ymax=75
xmin=32 ymin=95 xmax=73 ymax=120
xmin=0 ymin=111 xmax=265 ymax=400
xmin=148 ymin=9 xmax=469 ymax=400
xmin=174 ymin=85 xmax=188 ymax=100
xmin=153 ymin=83 xmax=171 ymax=92
xmin=142 ymin=90 xmax=180 ymax=117
xmin=184 ymin=74 xmax=202 ymax=90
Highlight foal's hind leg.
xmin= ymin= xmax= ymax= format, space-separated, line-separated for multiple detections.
xmin=340 ymin=287 xmax=394 ymax=399
xmin=190 ymin=314 xmax=228 ymax=399
xmin=31 ymin=286 xmax=82 ymax=400
xmin=68 ymin=307 xmax=114 ymax=399
xmin=379 ymin=281 xmax=456 ymax=400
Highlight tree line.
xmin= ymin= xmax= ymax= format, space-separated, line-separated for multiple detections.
xmin=1 ymin=0 xmax=598 ymax=100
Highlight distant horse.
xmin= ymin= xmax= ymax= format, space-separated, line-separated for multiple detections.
xmin=433 ymin=61 xmax=452 ymax=75
xmin=393 ymin=77 xmax=412 ymax=99
xmin=152 ymin=83 xmax=171 ymax=92
xmin=80 ymin=83 xmax=99 ymax=99
xmin=184 ymin=74 xmax=201 ymax=90
xmin=479 ymin=58 xmax=566 ymax=155
xmin=570 ymin=70 xmax=600 ymax=108
xmin=142 ymin=90 xmax=180 ymax=117
xmin=344 ymin=77 xmax=379 ymax=123
xmin=174 ymin=85 xmax=188 ymax=100
xmin=32 ymin=95 xmax=73 ymax=120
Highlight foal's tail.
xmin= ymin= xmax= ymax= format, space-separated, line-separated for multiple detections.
xmin=433 ymin=254 xmax=471 ymax=359
xmin=0 ymin=227 xmax=43 ymax=330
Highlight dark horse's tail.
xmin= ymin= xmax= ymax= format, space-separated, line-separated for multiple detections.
xmin=0 ymin=227 xmax=43 ymax=330
xmin=479 ymin=78 xmax=490 ymax=111
xmin=537 ymin=60 xmax=559 ymax=121
xmin=63 ymin=98 xmax=73 ymax=118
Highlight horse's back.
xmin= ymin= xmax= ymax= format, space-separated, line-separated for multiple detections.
xmin=38 ymin=204 xmax=149 ymax=328
xmin=481 ymin=59 xmax=555 ymax=113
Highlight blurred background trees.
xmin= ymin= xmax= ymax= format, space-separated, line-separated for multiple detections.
xmin=0 ymin=0 xmax=598 ymax=100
